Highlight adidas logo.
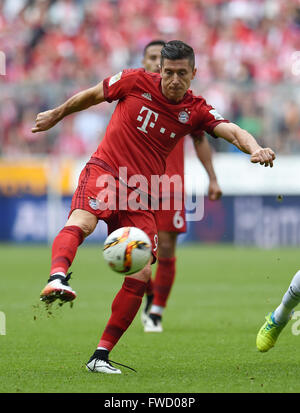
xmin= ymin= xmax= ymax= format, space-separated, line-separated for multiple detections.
xmin=142 ymin=92 xmax=152 ymax=101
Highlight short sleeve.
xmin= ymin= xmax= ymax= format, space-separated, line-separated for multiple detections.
xmin=103 ymin=68 xmax=143 ymax=103
xmin=197 ymin=100 xmax=229 ymax=138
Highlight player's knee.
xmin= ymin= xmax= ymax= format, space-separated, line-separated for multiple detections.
xmin=142 ymin=264 xmax=152 ymax=282
xmin=159 ymin=243 xmax=173 ymax=258
xmin=158 ymin=239 xmax=176 ymax=258
xmin=129 ymin=263 xmax=152 ymax=283
xmin=78 ymin=221 xmax=95 ymax=237
xmin=158 ymin=232 xmax=177 ymax=258
xmin=66 ymin=209 xmax=97 ymax=237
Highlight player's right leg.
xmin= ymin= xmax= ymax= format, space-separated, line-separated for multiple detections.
xmin=40 ymin=163 xmax=114 ymax=304
xmin=256 ymin=270 xmax=300 ymax=352
xmin=40 ymin=209 xmax=97 ymax=304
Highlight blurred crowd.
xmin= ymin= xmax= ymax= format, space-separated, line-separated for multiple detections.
xmin=0 ymin=0 xmax=300 ymax=157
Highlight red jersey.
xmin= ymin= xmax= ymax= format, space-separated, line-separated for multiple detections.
xmin=164 ymin=137 xmax=184 ymax=180
xmin=162 ymin=138 xmax=184 ymax=201
xmin=163 ymin=128 xmax=204 ymax=198
xmin=91 ymin=68 xmax=228 ymax=195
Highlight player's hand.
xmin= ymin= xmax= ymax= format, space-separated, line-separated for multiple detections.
xmin=32 ymin=110 xmax=59 ymax=133
xmin=250 ymin=148 xmax=275 ymax=168
xmin=208 ymin=179 xmax=222 ymax=201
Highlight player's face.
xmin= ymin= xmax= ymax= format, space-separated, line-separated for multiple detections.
xmin=160 ymin=58 xmax=197 ymax=102
xmin=143 ymin=45 xmax=163 ymax=73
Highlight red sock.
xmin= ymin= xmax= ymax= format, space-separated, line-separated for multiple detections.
xmin=152 ymin=257 xmax=176 ymax=308
xmin=98 ymin=277 xmax=146 ymax=351
xmin=50 ymin=225 xmax=84 ymax=275
xmin=145 ymin=278 xmax=154 ymax=296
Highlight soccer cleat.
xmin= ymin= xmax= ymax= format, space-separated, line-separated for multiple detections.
xmin=86 ymin=349 xmax=136 ymax=374
xmin=144 ymin=313 xmax=163 ymax=333
xmin=256 ymin=312 xmax=288 ymax=352
xmin=86 ymin=358 xmax=122 ymax=374
xmin=40 ymin=273 xmax=76 ymax=304
xmin=141 ymin=294 xmax=154 ymax=325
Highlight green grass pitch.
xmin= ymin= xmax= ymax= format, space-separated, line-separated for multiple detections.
xmin=1 ymin=243 xmax=300 ymax=393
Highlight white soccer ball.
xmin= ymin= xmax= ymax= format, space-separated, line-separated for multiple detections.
xmin=103 ymin=227 xmax=152 ymax=275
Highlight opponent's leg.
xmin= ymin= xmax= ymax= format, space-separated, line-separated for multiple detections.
xmin=256 ymin=270 xmax=300 ymax=352
xmin=144 ymin=231 xmax=177 ymax=332
xmin=40 ymin=209 xmax=97 ymax=303
xmin=86 ymin=262 xmax=151 ymax=374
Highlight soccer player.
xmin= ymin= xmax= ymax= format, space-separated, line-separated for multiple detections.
xmin=141 ymin=40 xmax=222 ymax=332
xmin=32 ymin=40 xmax=275 ymax=374
xmin=256 ymin=270 xmax=300 ymax=352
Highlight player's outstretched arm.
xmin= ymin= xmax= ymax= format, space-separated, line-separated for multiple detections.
xmin=191 ymin=132 xmax=222 ymax=201
xmin=213 ymin=122 xmax=275 ymax=167
xmin=32 ymin=81 xmax=105 ymax=133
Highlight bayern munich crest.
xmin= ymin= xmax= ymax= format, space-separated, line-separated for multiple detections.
xmin=178 ymin=111 xmax=189 ymax=123
xmin=88 ymin=197 xmax=101 ymax=210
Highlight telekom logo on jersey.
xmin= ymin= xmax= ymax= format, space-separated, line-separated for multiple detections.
xmin=137 ymin=106 xmax=158 ymax=134
xmin=137 ymin=106 xmax=176 ymax=138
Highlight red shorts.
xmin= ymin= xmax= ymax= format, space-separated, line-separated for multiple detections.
xmin=155 ymin=202 xmax=187 ymax=233
xmin=70 ymin=162 xmax=158 ymax=260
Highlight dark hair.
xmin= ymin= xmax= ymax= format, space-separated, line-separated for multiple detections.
xmin=161 ymin=40 xmax=195 ymax=68
xmin=143 ymin=40 xmax=166 ymax=56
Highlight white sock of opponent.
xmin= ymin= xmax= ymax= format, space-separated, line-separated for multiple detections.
xmin=273 ymin=270 xmax=300 ymax=324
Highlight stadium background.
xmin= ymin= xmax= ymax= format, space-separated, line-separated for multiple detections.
xmin=0 ymin=0 xmax=300 ymax=247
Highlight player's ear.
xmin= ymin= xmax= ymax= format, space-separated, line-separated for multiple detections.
xmin=191 ymin=67 xmax=197 ymax=80
xmin=160 ymin=59 xmax=164 ymax=74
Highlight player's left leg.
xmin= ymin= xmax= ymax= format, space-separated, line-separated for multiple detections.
xmin=86 ymin=262 xmax=152 ymax=374
xmin=86 ymin=209 xmax=157 ymax=374
xmin=144 ymin=231 xmax=177 ymax=333
xmin=256 ymin=270 xmax=300 ymax=352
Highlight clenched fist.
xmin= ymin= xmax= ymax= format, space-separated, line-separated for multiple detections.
xmin=32 ymin=109 xmax=59 ymax=133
